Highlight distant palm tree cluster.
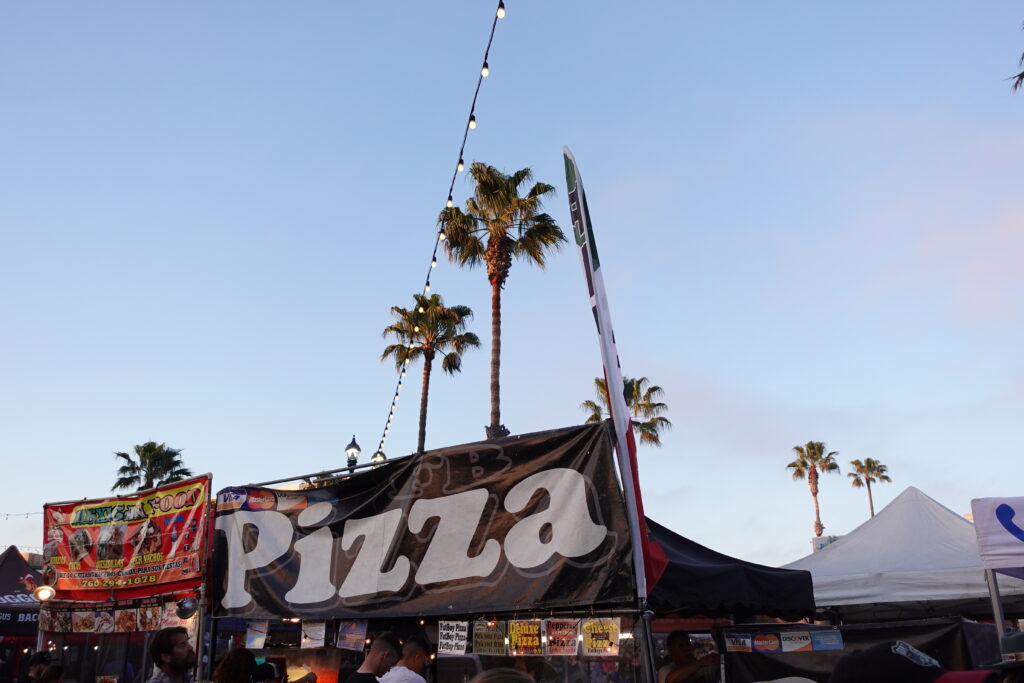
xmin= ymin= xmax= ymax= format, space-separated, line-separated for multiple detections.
xmin=110 ymin=161 xmax=674 ymax=487
xmin=787 ymin=441 xmax=892 ymax=538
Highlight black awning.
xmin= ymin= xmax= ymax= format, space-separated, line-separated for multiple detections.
xmin=645 ymin=518 xmax=815 ymax=619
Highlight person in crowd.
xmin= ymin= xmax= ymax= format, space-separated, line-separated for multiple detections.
xmin=658 ymin=632 xmax=718 ymax=683
xmin=828 ymin=640 xmax=996 ymax=683
xmin=252 ymin=663 xmax=281 ymax=683
xmin=34 ymin=667 xmax=63 ymax=683
xmin=148 ymin=627 xmax=197 ymax=683
xmin=470 ymin=668 xmax=534 ymax=683
xmin=212 ymin=649 xmax=256 ymax=683
xmin=17 ymin=653 xmax=51 ymax=683
xmin=348 ymin=632 xmax=401 ymax=683
xmin=378 ymin=637 xmax=429 ymax=683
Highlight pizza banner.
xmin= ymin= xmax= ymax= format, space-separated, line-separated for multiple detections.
xmin=211 ymin=422 xmax=635 ymax=618
xmin=43 ymin=475 xmax=211 ymax=595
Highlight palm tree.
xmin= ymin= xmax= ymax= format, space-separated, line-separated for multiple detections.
xmin=848 ymin=457 xmax=892 ymax=518
xmin=439 ymin=162 xmax=566 ymax=438
xmin=1012 ymin=22 xmax=1024 ymax=91
xmin=112 ymin=442 xmax=192 ymax=492
xmin=786 ymin=441 xmax=841 ymax=537
xmin=580 ymin=376 xmax=672 ymax=446
xmin=382 ymin=293 xmax=480 ymax=453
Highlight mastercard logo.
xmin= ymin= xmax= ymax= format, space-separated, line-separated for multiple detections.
xmin=753 ymin=634 xmax=780 ymax=651
xmin=246 ymin=492 xmax=277 ymax=510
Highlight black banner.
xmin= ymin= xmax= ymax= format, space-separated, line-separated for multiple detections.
xmin=212 ymin=422 xmax=635 ymax=618
xmin=720 ymin=618 xmax=1001 ymax=682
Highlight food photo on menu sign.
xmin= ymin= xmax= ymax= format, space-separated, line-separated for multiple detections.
xmin=41 ymin=476 xmax=210 ymax=591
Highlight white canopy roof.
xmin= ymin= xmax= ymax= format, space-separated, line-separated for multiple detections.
xmin=783 ymin=486 xmax=1024 ymax=621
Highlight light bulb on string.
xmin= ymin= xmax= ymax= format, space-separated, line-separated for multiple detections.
xmin=431 ymin=257 xmax=437 ymax=268
xmin=447 ymin=195 xmax=453 ymax=208
xmin=481 ymin=62 xmax=489 ymax=77
xmin=457 ymin=158 xmax=464 ymax=172
xmin=497 ymin=1 xmax=505 ymax=18
xmin=468 ymin=114 xmax=476 ymax=129
xmin=438 ymin=230 xmax=446 ymax=241
xmin=424 ymin=282 xmax=430 ymax=292
xmin=414 ymin=326 xmax=420 ymax=332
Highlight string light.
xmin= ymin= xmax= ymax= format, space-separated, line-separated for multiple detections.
xmin=374 ymin=0 xmax=505 ymax=456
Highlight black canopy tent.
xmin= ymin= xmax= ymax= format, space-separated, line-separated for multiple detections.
xmin=645 ymin=518 xmax=815 ymax=619
xmin=0 ymin=545 xmax=41 ymax=637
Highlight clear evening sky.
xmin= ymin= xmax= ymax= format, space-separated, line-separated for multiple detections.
xmin=1 ymin=2 xmax=1021 ymax=566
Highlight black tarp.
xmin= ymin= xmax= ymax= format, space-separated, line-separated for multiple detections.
xmin=645 ymin=518 xmax=815 ymax=618
xmin=719 ymin=618 xmax=1000 ymax=682
xmin=212 ymin=422 xmax=636 ymax=618
xmin=0 ymin=545 xmax=41 ymax=636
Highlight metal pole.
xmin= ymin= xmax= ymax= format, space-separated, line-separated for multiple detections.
xmin=195 ymin=581 xmax=208 ymax=680
xmin=985 ymin=569 xmax=1006 ymax=634
xmin=640 ymin=610 xmax=658 ymax=683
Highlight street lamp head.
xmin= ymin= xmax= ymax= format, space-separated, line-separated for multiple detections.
xmin=371 ymin=450 xmax=387 ymax=467
xmin=345 ymin=435 xmax=361 ymax=464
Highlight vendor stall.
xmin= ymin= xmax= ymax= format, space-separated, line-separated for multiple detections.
xmin=212 ymin=422 xmax=647 ymax=683
xmin=38 ymin=475 xmax=212 ymax=683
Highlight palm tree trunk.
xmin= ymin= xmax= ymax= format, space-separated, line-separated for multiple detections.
xmin=487 ymin=279 xmax=504 ymax=438
xmin=418 ymin=353 xmax=433 ymax=454
xmin=867 ymin=480 xmax=875 ymax=517
xmin=809 ymin=468 xmax=823 ymax=537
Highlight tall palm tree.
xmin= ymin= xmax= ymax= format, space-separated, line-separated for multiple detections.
xmin=580 ymin=376 xmax=672 ymax=446
xmin=382 ymin=293 xmax=480 ymax=453
xmin=439 ymin=162 xmax=566 ymax=438
xmin=112 ymin=442 xmax=192 ymax=492
xmin=786 ymin=441 xmax=841 ymax=537
xmin=848 ymin=457 xmax=892 ymax=518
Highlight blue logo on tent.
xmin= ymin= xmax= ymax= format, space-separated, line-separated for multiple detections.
xmin=996 ymin=504 xmax=1024 ymax=543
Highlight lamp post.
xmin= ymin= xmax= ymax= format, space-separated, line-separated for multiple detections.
xmin=345 ymin=435 xmax=361 ymax=474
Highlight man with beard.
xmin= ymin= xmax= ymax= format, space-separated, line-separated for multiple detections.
xmin=147 ymin=627 xmax=197 ymax=683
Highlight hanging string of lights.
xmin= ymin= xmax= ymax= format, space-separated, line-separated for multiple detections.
xmin=371 ymin=0 xmax=506 ymax=460
xmin=0 ymin=511 xmax=43 ymax=520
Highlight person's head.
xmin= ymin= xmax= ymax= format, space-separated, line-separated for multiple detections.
xmin=212 ymin=648 xmax=256 ymax=683
xmin=367 ymin=632 xmax=402 ymax=676
xmin=469 ymin=668 xmax=534 ymax=683
xmin=26 ymin=653 xmax=52 ymax=679
xmin=252 ymin=663 xmax=281 ymax=683
xmin=665 ymin=631 xmax=694 ymax=666
xmin=399 ymin=637 xmax=429 ymax=674
xmin=829 ymin=641 xmax=996 ymax=683
xmin=36 ymin=665 xmax=64 ymax=683
xmin=150 ymin=627 xmax=197 ymax=674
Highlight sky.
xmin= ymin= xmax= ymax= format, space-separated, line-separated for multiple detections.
xmin=1 ymin=2 xmax=1022 ymax=568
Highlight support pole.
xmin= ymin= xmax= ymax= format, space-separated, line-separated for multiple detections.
xmin=985 ymin=568 xmax=1006 ymax=634
xmin=640 ymin=610 xmax=658 ymax=683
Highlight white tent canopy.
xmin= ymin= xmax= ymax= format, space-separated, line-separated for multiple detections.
xmin=783 ymin=486 xmax=1024 ymax=621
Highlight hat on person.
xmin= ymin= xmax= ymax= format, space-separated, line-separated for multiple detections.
xmin=829 ymin=641 xmax=996 ymax=683
xmin=988 ymin=631 xmax=1024 ymax=669
xmin=27 ymin=652 xmax=52 ymax=667
xmin=253 ymin=663 xmax=280 ymax=682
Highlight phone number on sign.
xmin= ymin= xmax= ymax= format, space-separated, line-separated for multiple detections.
xmin=76 ymin=575 xmax=158 ymax=588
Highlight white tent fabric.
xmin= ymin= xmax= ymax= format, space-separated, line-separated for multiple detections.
xmin=783 ymin=486 xmax=1024 ymax=621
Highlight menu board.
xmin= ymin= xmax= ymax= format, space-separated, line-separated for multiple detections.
xmin=42 ymin=476 xmax=210 ymax=593
xmin=544 ymin=620 xmax=579 ymax=656
xmin=581 ymin=618 xmax=619 ymax=656
xmin=508 ymin=620 xmax=543 ymax=656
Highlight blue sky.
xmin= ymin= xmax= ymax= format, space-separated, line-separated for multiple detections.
xmin=1 ymin=2 xmax=1022 ymax=567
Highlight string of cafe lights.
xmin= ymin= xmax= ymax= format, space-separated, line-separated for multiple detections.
xmin=371 ymin=0 xmax=506 ymax=460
